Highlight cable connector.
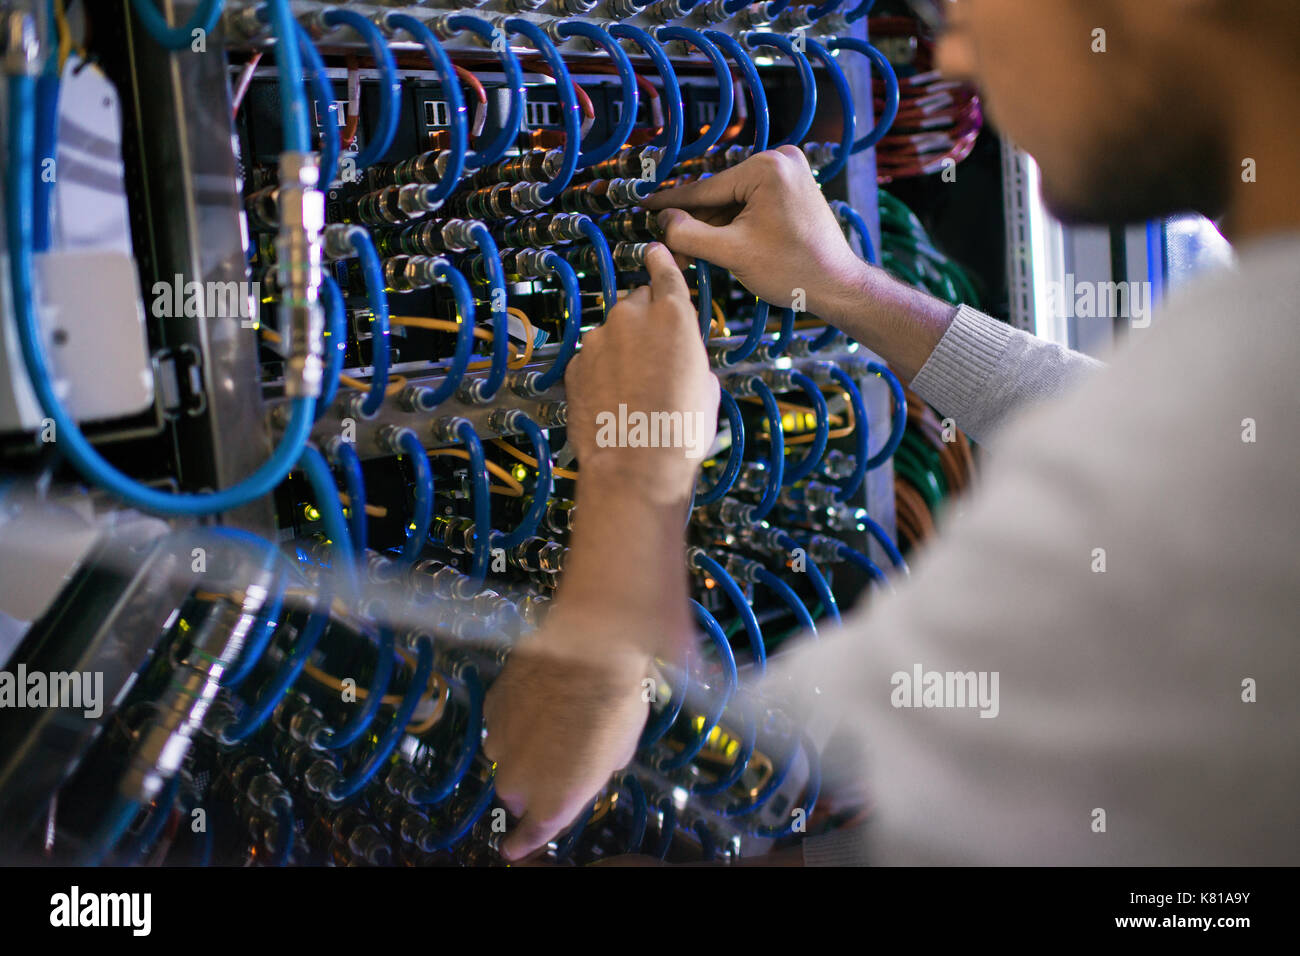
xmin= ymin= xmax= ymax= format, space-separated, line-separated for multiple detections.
xmin=322 ymin=222 xmax=366 ymax=261
xmin=4 ymin=12 xmax=38 ymax=76
xmin=508 ymin=369 xmax=547 ymax=398
xmin=277 ymin=152 xmax=326 ymax=398
xmin=430 ymin=415 xmax=472 ymax=444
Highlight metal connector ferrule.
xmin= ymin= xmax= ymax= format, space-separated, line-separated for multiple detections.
xmin=277 ymin=152 xmax=326 ymax=398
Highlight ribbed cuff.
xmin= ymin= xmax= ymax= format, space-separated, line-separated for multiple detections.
xmin=801 ymin=826 xmax=870 ymax=867
xmin=910 ymin=304 xmax=1015 ymax=426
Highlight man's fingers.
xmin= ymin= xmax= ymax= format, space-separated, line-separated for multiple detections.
xmin=501 ymin=809 xmax=575 ymax=862
xmin=642 ymin=160 xmax=759 ymax=211
xmin=656 ymin=208 xmax=738 ymax=263
xmin=645 ymin=243 xmax=690 ymax=302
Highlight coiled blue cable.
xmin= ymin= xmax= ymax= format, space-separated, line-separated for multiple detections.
xmin=467 ymin=221 xmax=509 ymax=399
xmin=639 ymin=655 xmax=690 ymax=750
xmin=803 ymin=36 xmax=856 ymax=185
xmin=703 ymin=31 xmax=768 ymax=152
xmin=695 ymin=259 xmax=712 ymax=341
xmin=531 ymin=252 xmax=582 ymax=390
xmin=386 ymin=14 xmax=467 ymax=204
xmin=330 ymin=635 xmax=434 ymax=801
xmin=410 ymin=665 xmax=485 ymax=805
xmin=769 ymin=308 xmax=796 ymax=358
xmin=828 ymin=365 xmax=869 ymax=501
xmin=446 ymin=15 xmax=524 ymax=169
xmin=694 ymin=552 xmax=766 ymax=674
xmin=865 ymin=361 xmax=906 ymax=469
xmin=783 ymin=371 xmax=829 ymax=485
xmin=130 ymin=0 xmax=224 ymax=51
xmin=83 ymin=796 xmax=139 ymax=867
xmin=721 ymin=729 xmax=797 ymax=817
xmin=419 ymin=771 xmax=496 ymax=851
xmin=350 ymin=228 xmax=390 ymax=418
xmin=845 ymin=0 xmax=877 ymax=23
xmin=294 ymin=22 xmax=340 ymax=185
xmin=504 ymin=19 xmax=580 ymax=200
xmin=412 ymin=260 xmax=476 ymax=408
xmin=491 ymin=416 xmax=552 ymax=550
xmin=658 ymin=601 xmax=737 ymax=770
xmin=556 ymin=21 xmax=638 ymax=167
xmin=827 ymin=37 xmax=900 ymax=154
xmin=723 ymin=298 xmax=770 ymax=365
xmin=456 ymin=421 xmax=492 ymax=580
xmin=655 ymin=26 xmax=734 ymax=161
xmin=319 ymin=9 xmax=399 ymax=169
xmin=746 ymin=734 xmax=820 ymax=837
xmin=219 ymin=573 xmax=286 ymax=689
xmin=755 ymin=567 xmax=817 ymax=636
xmin=751 ymin=379 xmax=784 ymax=521
xmin=222 ymin=586 xmax=331 ymax=742
xmin=334 ymin=442 xmax=367 ymax=555
xmin=576 ymin=215 xmax=617 ymax=313
xmin=397 ymin=430 xmax=433 ymax=566
xmin=263 ymin=0 xmax=309 ymax=153
xmin=744 ymin=33 xmax=816 ymax=149
xmin=775 ymin=531 xmax=841 ymax=625
xmin=316 ymin=626 xmax=396 ymax=750
xmin=838 ymin=541 xmax=888 ymax=584
xmin=7 ymin=71 xmax=315 ymax=517
xmin=808 ymin=0 xmax=845 ymax=18
xmin=832 ymin=199 xmax=878 ymax=264
xmin=316 ymin=274 xmax=345 ymax=419
xmin=609 ymin=24 xmax=683 ymax=197
xmin=696 ymin=390 xmax=744 ymax=507
xmin=861 ymin=515 xmax=907 ymax=571
xmin=298 ymin=444 xmax=359 ymax=597
xmin=653 ymin=796 xmax=677 ymax=860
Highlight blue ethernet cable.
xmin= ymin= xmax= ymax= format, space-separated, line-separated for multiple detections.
xmin=329 ymin=635 xmax=434 ymax=801
xmin=319 ymin=9 xmax=399 ymax=169
xmin=294 ymin=22 xmax=340 ymax=185
xmin=316 ymin=274 xmax=345 ymax=419
xmin=333 ymin=441 xmax=367 ymax=556
xmin=531 ymin=252 xmax=582 ymax=390
xmin=7 ymin=64 xmax=315 ymax=517
xmin=695 ymin=259 xmax=712 ymax=341
xmin=219 ymin=571 xmax=286 ymax=689
xmin=126 ymin=772 xmax=182 ymax=863
xmin=609 ymin=24 xmax=683 ymax=197
xmin=386 ymin=14 xmax=467 ymax=204
xmin=418 ymin=771 xmax=496 ymax=851
xmin=783 ymin=371 xmax=830 ymax=485
xmin=703 ymin=30 xmax=768 ymax=152
xmin=808 ymin=0 xmax=845 ymax=18
xmin=407 ymin=260 xmax=477 ymax=409
xmin=491 ymin=414 xmax=552 ymax=550
xmin=744 ymin=33 xmax=816 ymax=149
xmin=751 ymin=379 xmax=785 ymax=520
xmin=655 ymin=26 xmax=734 ymax=161
xmin=838 ymin=540 xmax=888 ymax=585
xmin=775 ymin=531 xmax=841 ymax=625
xmin=409 ymin=664 xmax=485 ymax=805
xmin=620 ymin=775 xmax=649 ymax=854
xmin=397 ymin=430 xmax=433 ymax=566
xmin=455 ymin=420 xmax=492 ymax=580
xmin=827 ymin=37 xmax=900 ymax=154
xmin=260 ymin=0 xmax=310 ymax=152
xmin=804 ymin=37 xmax=856 ymax=185
xmin=746 ymin=734 xmax=820 ymax=838
xmin=466 ymin=221 xmax=509 ymax=400
xmin=721 ymin=729 xmax=798 ymax=817
xmin=504 ymin=19 xmax=580 ymax=200
xmin=316 ymin=626 xmax=396 ymax=751
xmin=83 ymin=796 xmax=140 ymax=867
xmin=860 ymin=515 xmax=906 ymax=571
xmin=828 ymin=365 xmax=869 ymax=501
xmin=222 ymin=588 xmax=332 ymax=743
xmin=348 ymin=228 xmax=390 ymax=418
xmin=639 ymin=654 xmax=690 ymax=750
xmin=769 ymin=308 xmax=796 ymax=358
xmin=846 ymin=0 xmax=877 ymax=22
xmin=657 ymin=600 xmax=737 ymax=771
xmin=865 ymin=361 xmax=906 ymax=469
xmin=653 ymin=796 xmax=677 ymax=860
xmin=129 ymin=0 xmax=224 ymax=51
xmin=832 ymin=199 xmax=878 ymax=264
xmin=444 ymin=15 xmax=524 ymax=169
xmin=556 ymin=21 xmax=638 ymax=167
xmin=695 ymin=389 xmax=745 ymax=507
xmin=722 ymin=298 xmax=771 ymax=366
xmin=298 ymin=444 xmax=358 ymax=596
xmin=755 ymin=567 xmax=817 ymax=636
xmin=693 ymin=551 xmax=766 ymax=674
xmin=577 ymin=215 xmax=617 ymax=313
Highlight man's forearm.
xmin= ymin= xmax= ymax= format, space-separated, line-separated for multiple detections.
xmin=810 ymin=260 xmax=959 ymax=382
xmin=544 ymin=463 xmax=694 ymax=665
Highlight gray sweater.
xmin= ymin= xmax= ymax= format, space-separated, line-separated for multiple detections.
xmin=793 ymin=234 xmax=1300 ymax=865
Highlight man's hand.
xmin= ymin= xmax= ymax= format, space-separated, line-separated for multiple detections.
xmin=483 ymin=244 xmax=717 ymax=861
xmin=643 ymin=146 xmax=867 ymax=319
xmin=646 ymin=147 xmax=959 ymax=380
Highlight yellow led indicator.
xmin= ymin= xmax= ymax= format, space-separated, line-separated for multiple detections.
xmin=303 ymin=504 xmax=321 ymax=522
xmin=512 ymin=465 xmax=528 ymax=481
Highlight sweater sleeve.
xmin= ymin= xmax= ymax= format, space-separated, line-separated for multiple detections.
xmin=908 ymin=304 xmax=1103 ymax=443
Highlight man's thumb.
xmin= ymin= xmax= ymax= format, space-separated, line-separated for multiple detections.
xmin=656 ymin=208 xmax=734 ymax=262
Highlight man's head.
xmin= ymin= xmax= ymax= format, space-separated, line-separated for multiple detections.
xmin=937 ymin=0 xmax=1300 ymax=226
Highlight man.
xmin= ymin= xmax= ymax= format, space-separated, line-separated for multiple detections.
xmin=482 ymin=0 xmax=1300 ymax=864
